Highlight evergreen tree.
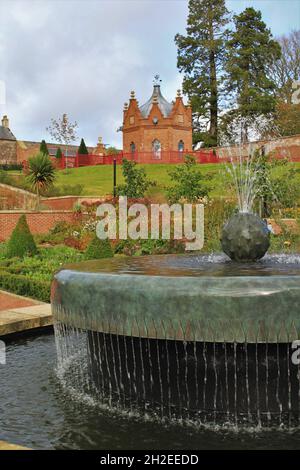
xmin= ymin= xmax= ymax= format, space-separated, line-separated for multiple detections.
xmin=78 ymin=138 xmax=89 ymax=155
xmin=40 ymin=140 xmax=49 ymax=155
xmin=6 ymin=215 xmax=37 ymax=258
xmin=55 ymin=148 xmax=62 ymax=159
xmin=223 ymin=7 xmax=281 ymax=142
xmin=175 ymin=0 xmax=230 ymax=147
xmin=85 ymin=236 xmax=114 ymax=260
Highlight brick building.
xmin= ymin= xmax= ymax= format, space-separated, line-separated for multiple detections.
xmin=0 ymin=116 xmax=18 ymax=164
xmin=0 ymin=115 xmax=107 ymax=165
xmin=122 ymin=79 xmax=193 ymax=159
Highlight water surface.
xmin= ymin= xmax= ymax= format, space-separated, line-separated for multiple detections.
xmin=1 ymin=333 xmax=300 ymax=450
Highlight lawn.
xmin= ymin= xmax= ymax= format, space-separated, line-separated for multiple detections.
xmin=54 ymin=163 xmax=228 ymax=197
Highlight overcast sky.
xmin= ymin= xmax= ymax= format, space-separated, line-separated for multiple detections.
xmin=0 ymin=0 xmax=299 ymax=148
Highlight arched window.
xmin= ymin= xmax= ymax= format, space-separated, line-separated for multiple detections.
xmin=152 ymin=139 xmax=161 ymax=159
xmin=130 ymin=142 xmax=136 ymax=153
xmin=178 ymin=140 xmax=184 ymax=152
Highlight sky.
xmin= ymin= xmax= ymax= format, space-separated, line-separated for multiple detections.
xmin=0 ymin=0 xmax=299 ymax=148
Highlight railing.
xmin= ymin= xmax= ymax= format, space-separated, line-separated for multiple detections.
xmin=22 ymin=150 xmax=220 ymax=172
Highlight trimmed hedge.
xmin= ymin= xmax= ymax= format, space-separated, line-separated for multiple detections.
xmin=0 ymin=163 xmax=23 ymax=171
xmin=0 ymin=271 xmax=50 ymax=303
xmin=6 ymin=215 xmax=38 ymax=258
xmin=85 ymin=236 xmax=114 ymax=260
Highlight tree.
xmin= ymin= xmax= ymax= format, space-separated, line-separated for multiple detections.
xmin=116 ymin=159 xmax=151 ymax=198
xmin=40 ymin=140 xmax=49 ymax=155
xmin=260 ymin=101 xmax=300 ymax=138
xmin=46 ymin=113 xmax=78 ymax=168
xmin=252 ymin=150 xmax=300 ymax=217
xmin=6 ymin=215 xmax=37 ymax=258
xmin=167 ymin=155 xmax=210 ymax=203
xmin=270 ymin=30 xmax=300 ymax=104
xmin=106 ymin=146 xmax=119 ymax=155
xmin=175 ymin=0 xmax=230 ymax=147
xmin=85 ymin=236 xmax=114 ymax=260
xmin=224 ymin=7 xmax=281 ymax=142
xmin=27 ymin=153 xmax=56 ymax=207
xmin=55 ymin=147 xmax=62 ymax=159
xmin=78 ymin=138 xmax=89 ymax=155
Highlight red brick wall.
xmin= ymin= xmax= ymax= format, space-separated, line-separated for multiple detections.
xmin=42 ymin=196 xmax=108 ymax=210
xmin=0 ymin=184 xmax=37 ymax=210
xmin=0 ymin=211 xmax=77 ymax=241
xmin=214 ymin=135 xmax=300 ymax=160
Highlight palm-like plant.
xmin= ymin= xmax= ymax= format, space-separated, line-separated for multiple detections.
xmin=27 ymin=152 xmax=56 ymax=208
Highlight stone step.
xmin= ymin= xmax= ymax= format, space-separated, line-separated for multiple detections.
xmin=0 ymin=304 xmax=52 ymax=336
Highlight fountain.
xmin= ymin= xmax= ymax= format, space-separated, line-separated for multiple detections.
xmin=51 ymin=151 xmax=300 ymax=429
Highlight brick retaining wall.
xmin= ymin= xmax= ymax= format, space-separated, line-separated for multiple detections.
xmin=42 ymin=196 xmax=108 ymax=210
xmin=0 ymin=210 xmax=77 ymax=241
xmin=0 ymin=183 xmax=37 ymax=210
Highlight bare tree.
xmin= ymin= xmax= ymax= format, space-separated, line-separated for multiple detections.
xmin=271 ymin=30 xmax=300 ymax=103
xmin=46 ymin=114 xmax=78 ymax=168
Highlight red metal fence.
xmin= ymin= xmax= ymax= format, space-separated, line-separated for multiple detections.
xmin=22 ymin=149 xmax=220 ymax=172
xmin=64 ymin=149 xmax=218 ymax=168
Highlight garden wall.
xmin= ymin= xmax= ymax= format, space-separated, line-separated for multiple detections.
xmin=0 ymin=183 xmax=37 ymax=210
xmin=42 ymin=196 xmax=108 ymax=210
xmin=214 ymin=134 xmax=300 ymax=160
xmin=0 ymin=210 xmax=77 ymax=241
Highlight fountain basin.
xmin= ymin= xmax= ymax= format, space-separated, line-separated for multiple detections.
xmin=52 ymin=253 xmax=300 ymax=343
xmin=51 ymin=254 xmax=300 ymax=426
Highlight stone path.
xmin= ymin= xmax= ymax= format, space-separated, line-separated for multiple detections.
xmin=0 ymin=290 xmax=52 ymax=336
xmin=0 ymin=290 xmax=41 ymax=311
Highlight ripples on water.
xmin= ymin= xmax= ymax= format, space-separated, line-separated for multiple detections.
xmin=1 ymin=333 xmax=300 ymax=449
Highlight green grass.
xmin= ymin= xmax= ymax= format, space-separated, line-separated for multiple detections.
xmin=54 ymin=163 xmax=228 ymax=197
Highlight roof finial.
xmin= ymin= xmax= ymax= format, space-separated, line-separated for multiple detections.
xmin=177 ymin=89 xmax=182 ymax=97
xmin=130 ymin=90 xmax=135 ymax=99
xmin=153 ymin=74 xmax=162 ymax=86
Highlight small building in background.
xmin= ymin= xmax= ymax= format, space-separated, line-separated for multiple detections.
xmin=0 ymin=115 xmax=17 ymax=164
xmin=122 ymin=77 xmax=193 ymax=160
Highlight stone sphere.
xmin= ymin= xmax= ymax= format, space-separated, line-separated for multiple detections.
xmin=221 ymin=212 xmax=270 ymax=262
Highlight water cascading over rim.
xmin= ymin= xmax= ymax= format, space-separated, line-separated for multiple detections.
xmin=52 ymin=254 xmax=300 ymax=428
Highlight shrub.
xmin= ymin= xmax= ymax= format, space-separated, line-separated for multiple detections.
xmin=85 ymin=236 xmax=114 ymax=260
xmin=0 ymin=163 xmax=23 ymax=171
xmin=116 ymin=159 xmax=151 ymax=198
xmin=167 ymin=155 xmax=210 ymax=203
xmin=0 ymin=169 xmax=13 ymax=185
xmin=6 ymin=215 xmax=38 ymax=258
xmin=42 ymin=183 xmax=84 ymax=197
xmin=0 ymin=271 xmax=50 ymax=302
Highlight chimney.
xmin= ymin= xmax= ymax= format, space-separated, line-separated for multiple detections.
xmin=1 ymin=115 xmax=9 ymax=128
